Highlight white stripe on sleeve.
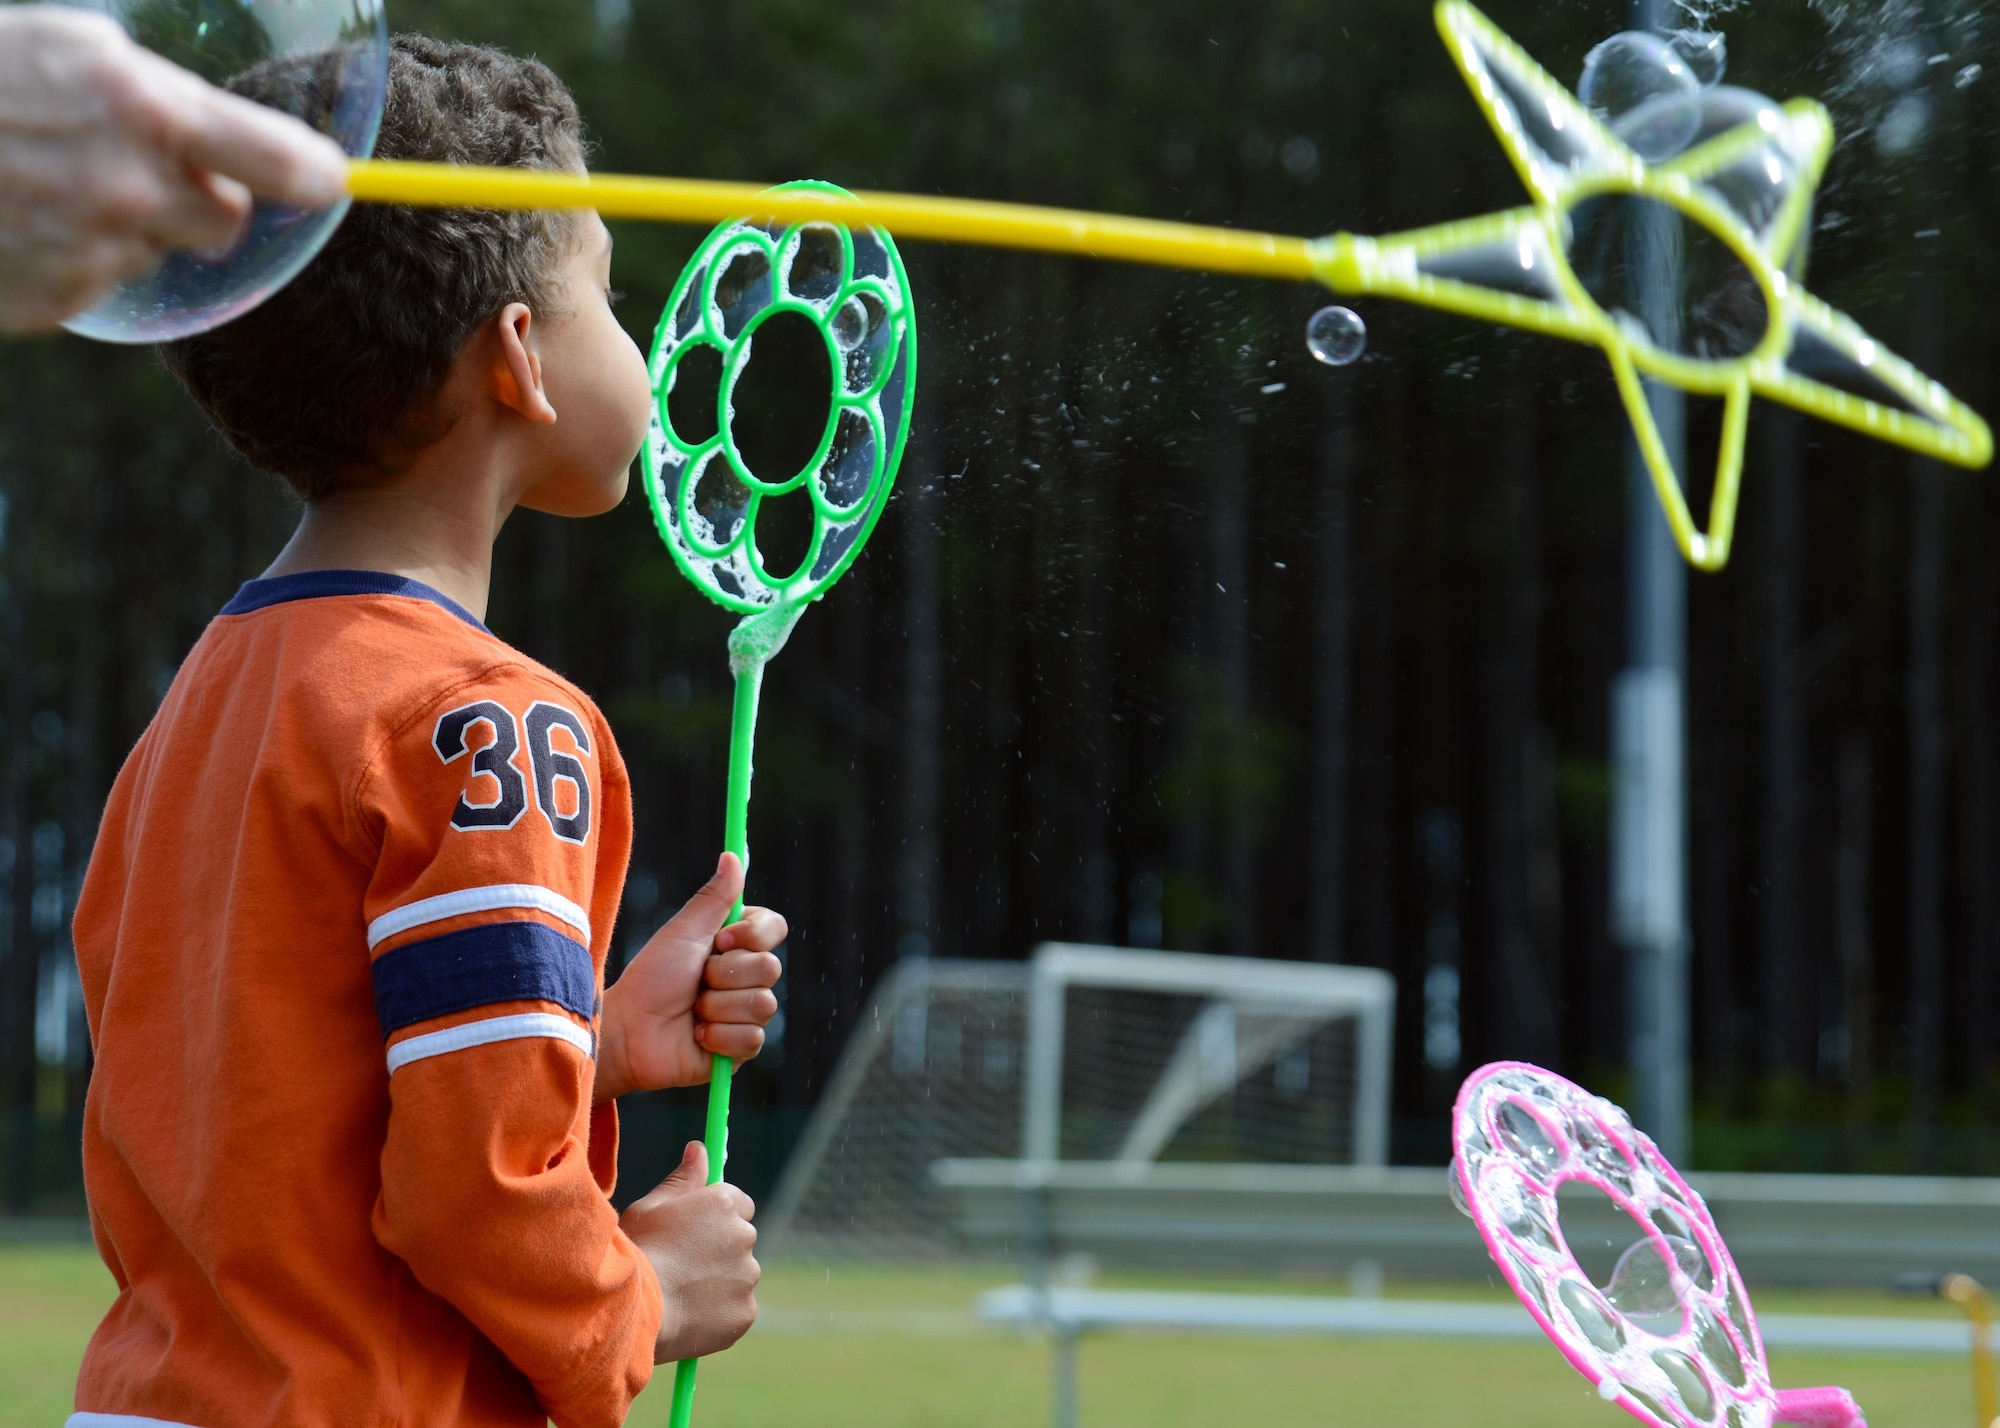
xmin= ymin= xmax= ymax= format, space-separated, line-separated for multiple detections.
xmin=69 ymin=1416 xmax=206 ymax=1428
xmin=385 ymin=1012 xmax=595 ymax=1074
xmin=367 ymin=883 xmax=592 ymax=950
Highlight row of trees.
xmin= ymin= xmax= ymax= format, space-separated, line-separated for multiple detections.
xmin=4 ymin=0 xmax=1999 ymax=1205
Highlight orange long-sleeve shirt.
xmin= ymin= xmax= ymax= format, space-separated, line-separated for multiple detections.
xmin=70 ymin=571 xmax=661 ymax=1428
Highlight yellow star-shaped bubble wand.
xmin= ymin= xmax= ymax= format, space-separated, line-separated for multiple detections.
xmin=346 ymin=0 xmax=1990 ymax=569
xmin=1316 ymin=2 xmax=1992 ymax=568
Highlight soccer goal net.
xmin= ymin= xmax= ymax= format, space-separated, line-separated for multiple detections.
xmin=764 ymin=944 xmax=1395 ymax=1258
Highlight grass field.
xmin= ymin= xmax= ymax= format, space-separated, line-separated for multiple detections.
xmin=1 ymin=1245 xmax=1980 ymax=1428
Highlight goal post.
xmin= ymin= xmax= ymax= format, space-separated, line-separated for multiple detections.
xmin=761 ymin=956 xmax=1030 ymax=1255
xmin=1023 ymin=944 xmax=1395 ymax=1170
xmin=763 ymin=943 xmax=1397 ymax=1257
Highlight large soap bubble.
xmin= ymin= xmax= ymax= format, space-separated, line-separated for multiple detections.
xmin=1579 ymin=32 xmax=1698 ymax=122
xmin=37 ymin=0 xmax=388 ymax=344
xmin=1612 ymin=84 xmax=1785 ymax=166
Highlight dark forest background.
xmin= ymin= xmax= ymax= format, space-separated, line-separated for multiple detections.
xmin=5 ymin=0 xmax=2000 ymax=1207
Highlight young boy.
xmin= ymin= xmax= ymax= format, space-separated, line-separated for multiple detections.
xmin=68 ymin=36 xmax=783 ymax=1428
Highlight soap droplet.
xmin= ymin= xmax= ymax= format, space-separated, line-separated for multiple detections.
xmin=1569 ymin=1114 xmax=1637 ymax=1192
xmin=832 ymin=294 xmax=869 ymax=350
xmin=1694 ymin=1308 xmax=1748 ymax=1387
xmin=1496 ymin=1100 xmax=1564 ymax=1176
xmin=1653 ymin=1348 xmax=1716 ymax=1420
xmin=1625 ymin=1386 xmax=1675 ymax=1425
xmin=1725 ymin=1277 xmax=1757 ymax=1353
xmin=1506 ymin=1196 xmax=1561 ymax=1253
xmin=1509 ymin=1250 xmax=1552 ymax=1318
xmin=1449 ymin=1162 xmax=1474 ymax=1217
xmin=1648 ymin=1209 xmax=1712 ymax=1288
xmin=1561 ymin=1279 xmax=1628 ymax=1354
xmin=1306 ymin=305 xmax=1367 ymax=366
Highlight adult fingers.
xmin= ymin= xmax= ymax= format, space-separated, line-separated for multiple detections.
xmin=715 ymin=906 xmax=788 ymax=953
xmin=143 ymin=163 xmax=253 ymax=256
xmin=126 ymin=51 xmax=347 ymax=208
xmin=702 ymin=949 xmax=783 ymax=991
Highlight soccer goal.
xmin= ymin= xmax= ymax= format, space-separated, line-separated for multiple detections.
xmin=764 ymin=944 xmax=1396 ymax=1258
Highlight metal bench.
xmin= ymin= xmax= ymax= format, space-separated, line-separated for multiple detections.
xmin=936 ymin=1158 xmax=2000 ymax=1427
xmin=932 ymin=1157 xmax=2000 ymax=1286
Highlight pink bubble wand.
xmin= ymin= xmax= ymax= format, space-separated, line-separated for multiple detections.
xmin=1452 ymin=1062 xmax=1864 ymax=1428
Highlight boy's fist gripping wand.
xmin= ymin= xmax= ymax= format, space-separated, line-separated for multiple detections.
xmin=347 ymin=0 xmax=1989 ymax=574
xmin=642 ymin=181 xmax=917 ymax=1427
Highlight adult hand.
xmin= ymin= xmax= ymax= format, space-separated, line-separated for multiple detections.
xmin=0 ymin=6 xmax=348 ymax=332
xmin=619 ymin=1141 xmax=761 ymax=1363
xmin=593 ymin=852 xmax=786 ymax=1104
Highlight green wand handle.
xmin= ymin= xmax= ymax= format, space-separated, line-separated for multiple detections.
xmin=643 ymin=187 xmax=915 ymax=1427
xmin=668 ymin=603 xmax=803 ymax=1428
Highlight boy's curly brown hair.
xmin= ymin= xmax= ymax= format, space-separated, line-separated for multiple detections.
xmin=161 ymin=35 xmax=587 ymax=501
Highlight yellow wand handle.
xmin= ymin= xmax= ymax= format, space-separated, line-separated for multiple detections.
xmin=345 ymin=158 xmax=1322 ymax=282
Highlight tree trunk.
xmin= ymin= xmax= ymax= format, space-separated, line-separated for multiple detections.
xmin=1306 ymin=377 xmax=1353 ymax=963
xmin=1962 ymin=456 xmax=1997 ymax=1096
xmin=1835 ymin=733 xmax=1874 ymax=1112
xmin=899 ymin=403 xmax=942 ymax=960
xmin=1759 ymin=408 xmax=1806 ymax=1081
xmin=1484 ymin=357 xmax=1557 ymax=1060
xmin=831 ymin=569 xmax=870 ymax=1027
xmin=3 ymin=351 xmax=38 ymax=1209
xmin=1213 ymin=411 xmax=1257 ymax=959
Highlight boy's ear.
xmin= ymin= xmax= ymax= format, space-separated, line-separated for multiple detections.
xmin=489 ymin=302 xmax=558 ymax=426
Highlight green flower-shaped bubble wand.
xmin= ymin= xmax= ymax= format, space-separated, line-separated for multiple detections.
xmin=641 ymin=181 xmax=917 ymax=1426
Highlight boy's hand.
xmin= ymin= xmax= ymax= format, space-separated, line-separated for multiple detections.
xmin=594 ymin=852 xmax=785 ymax=1104
xmin=620 ymin=1141 xmax=760 ymax=1363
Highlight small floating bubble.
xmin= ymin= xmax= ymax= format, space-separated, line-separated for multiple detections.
xmin=1306 ymin=305 xmax=1367 ymax=365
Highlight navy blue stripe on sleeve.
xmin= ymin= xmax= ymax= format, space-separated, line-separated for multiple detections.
xmin=371 ymin=920 xmax=596 ymax=1038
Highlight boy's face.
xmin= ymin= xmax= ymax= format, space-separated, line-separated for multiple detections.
xmin=517 ymin=213 xmax=651 ymax=518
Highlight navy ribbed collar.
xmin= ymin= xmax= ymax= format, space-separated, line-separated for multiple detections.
xmin=220 ymin=569 xmax=489 ymax=633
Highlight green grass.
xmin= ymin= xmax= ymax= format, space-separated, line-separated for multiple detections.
xmin=1 ymin=1246 xmax=1980 ymax=1428
xmin=0 ymin=1244 xmax=115 ymax=1428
